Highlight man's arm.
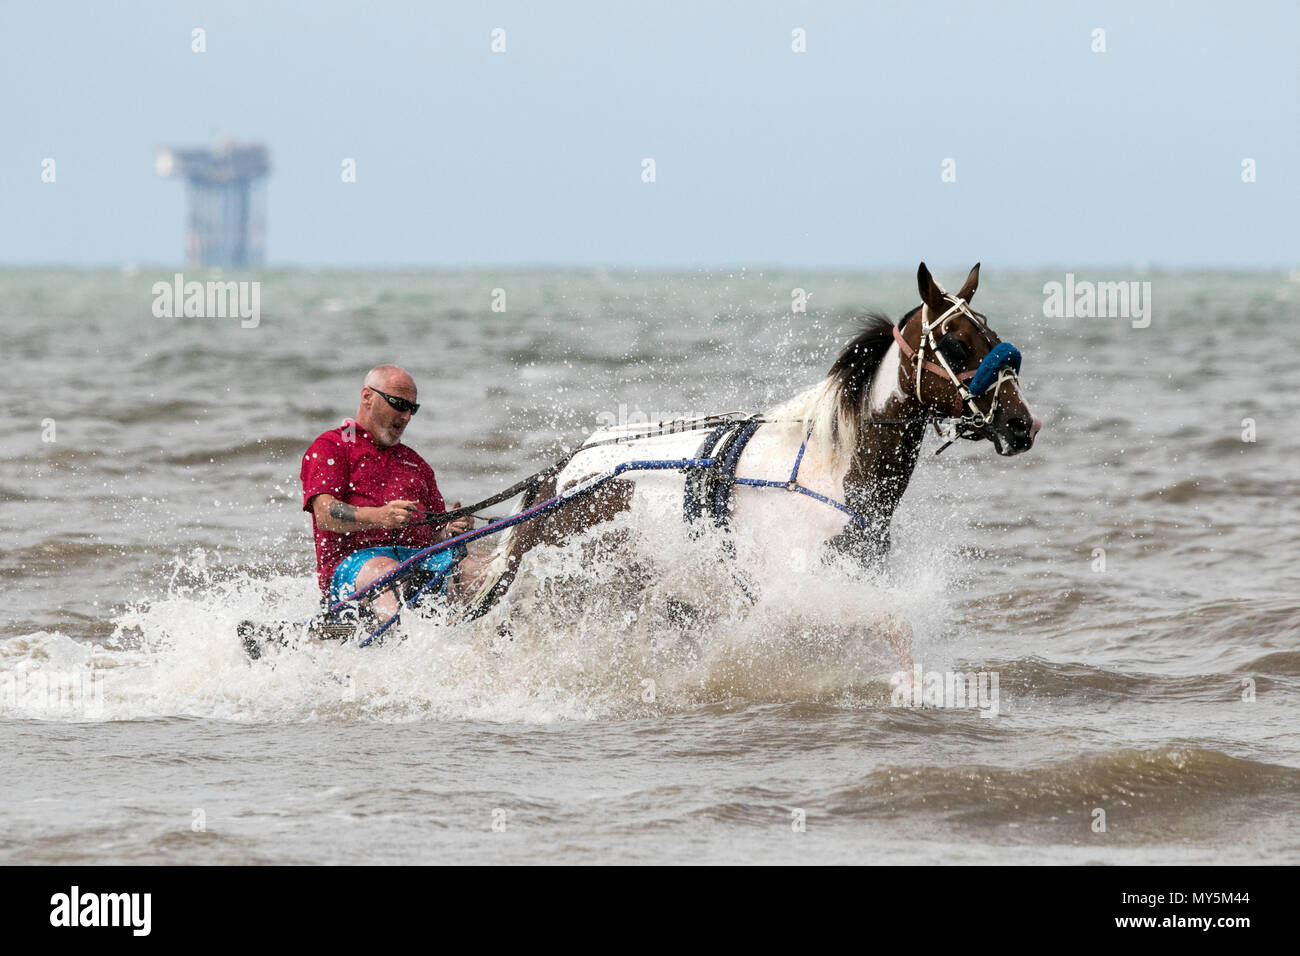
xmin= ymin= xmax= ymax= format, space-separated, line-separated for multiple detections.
xmin=310 ymin=494 xmax=421 ymax=533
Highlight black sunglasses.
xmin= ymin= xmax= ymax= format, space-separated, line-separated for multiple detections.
xmin=368 ymin=387 xmax=420 ymax=415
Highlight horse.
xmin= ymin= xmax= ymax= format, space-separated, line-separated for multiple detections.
xmin=464 ymin=262 xmax=1040 ymax=645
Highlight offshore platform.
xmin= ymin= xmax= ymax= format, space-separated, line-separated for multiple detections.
xmin=155 ymin=140 xmax=270 ymax=268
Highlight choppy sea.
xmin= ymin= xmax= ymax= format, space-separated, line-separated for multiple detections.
xmin=2 ymin=268 xmax=1297 ymax=864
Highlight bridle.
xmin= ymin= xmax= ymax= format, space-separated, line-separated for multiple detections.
xmin=890 ymin=282 xmax=1023 ymax=445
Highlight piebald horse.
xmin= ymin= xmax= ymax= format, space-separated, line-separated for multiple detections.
xmin=467 ymin=263 xmax=1040 ymax=635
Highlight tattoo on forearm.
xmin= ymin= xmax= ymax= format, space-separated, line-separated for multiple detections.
xmin=329 ymin=501 xmax=358 ymax=523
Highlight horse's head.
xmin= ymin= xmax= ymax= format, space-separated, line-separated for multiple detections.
xmin=892 ymin=262 xmax=1041 ymax=455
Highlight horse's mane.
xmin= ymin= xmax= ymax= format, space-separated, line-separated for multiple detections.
xmin=763 ymin=311 xmax=899 ymax=468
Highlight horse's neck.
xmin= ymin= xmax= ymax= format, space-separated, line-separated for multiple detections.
xmin=857 ymin=408 xmax=926 ymax=505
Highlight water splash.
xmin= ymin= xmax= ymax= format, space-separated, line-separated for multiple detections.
xmin=1 ymin=511 xmax=962 ymax=724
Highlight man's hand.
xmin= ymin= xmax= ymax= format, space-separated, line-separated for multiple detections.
xmin=373 ymin=499 xmax=421 ymax=529
xmin=442 ymin=501 xmax=475 ymax=538
xmin=310 ymin=494 xmax=469 ymax=536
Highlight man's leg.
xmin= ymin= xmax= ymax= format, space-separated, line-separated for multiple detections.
xmin=345 ymin=549 xmax=494 ymax=617
xmin=349 ymin=556 xmax=403 ymax=619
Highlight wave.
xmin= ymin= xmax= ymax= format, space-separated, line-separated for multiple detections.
xmin=1136 ymin=477 xmax=1300 ymax=503
xmin=1238 ymin=649 xmax=1300 ymax=677
xmin=974 ymin=657 xmax=1265 ymax=704
xmin=824 ymin=747 xmax=1300 ymax=825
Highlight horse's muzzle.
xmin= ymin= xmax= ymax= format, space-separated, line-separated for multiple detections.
xmin=996 ymin=413 xmax=1040 ymax=455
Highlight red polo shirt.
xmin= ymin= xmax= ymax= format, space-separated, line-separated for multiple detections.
xmin=301 ymin=420 xmax=446 ymax=593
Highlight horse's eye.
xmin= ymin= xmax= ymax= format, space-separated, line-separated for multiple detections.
xmin=936 ymin=333 xmax=969 ymax=365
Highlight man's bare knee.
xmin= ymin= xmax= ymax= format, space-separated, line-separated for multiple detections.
xmin=353 ymin=556 xmax=399 ymax=590
xmin=351 ymin=556 xmax=402 ymax=615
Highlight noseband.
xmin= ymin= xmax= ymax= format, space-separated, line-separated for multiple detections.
xmin=890 ymin=286 xmax=1023 ymax=431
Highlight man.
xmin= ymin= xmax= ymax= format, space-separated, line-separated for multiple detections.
xmin=301 ymin=365 xmax=480 ymax=620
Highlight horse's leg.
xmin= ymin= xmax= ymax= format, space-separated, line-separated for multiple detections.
xmin=881 ymin=613 xmax=914 ymax=673
xmin=444 ymin=551 xmax=492 ymax=602
xmin=520 ymin=475 xmax=636 ymax=549
xmin=459 ymin=475 xmax=637 ymax=613
xmin=822 ymin=520 xmax=916 ymax=671
xmin=825 ymin=513 xmax=890 ymax=571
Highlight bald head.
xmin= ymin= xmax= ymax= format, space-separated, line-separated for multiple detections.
xmin=364 ymin=364 xmax=416 ymax=393
xmin=356 ymin=364 xmax=419 ymax=448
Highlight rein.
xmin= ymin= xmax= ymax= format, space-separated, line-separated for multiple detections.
xmin=410 ymin=413 xmax=759 ymax=526
xmin=411 ymin=408 xmax=943 ymax=528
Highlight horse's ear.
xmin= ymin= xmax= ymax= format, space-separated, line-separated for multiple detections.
xmin=957 ymin=262 xmax=981 ymax=304
xmin=917 ymin=262 xmax=945 ymax=312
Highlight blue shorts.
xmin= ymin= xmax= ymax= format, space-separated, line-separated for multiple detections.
xmin=329 ymin=546 xmax=457 ymax=603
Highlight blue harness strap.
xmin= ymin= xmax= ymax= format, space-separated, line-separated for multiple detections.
xmin=731 ymin=430 xmax=870 ymax=531
xmin=681 ymin=422 xmax=870 ymax=534
xmin=681 ymin=419 xmax=761 ymax=530
xmin=788 ymin=430 xmax=810 ymax=482
xmin=709 ymin=421 xmax=761 ymax=526
xmin=683 ymin=423 xmax=730 ymax=525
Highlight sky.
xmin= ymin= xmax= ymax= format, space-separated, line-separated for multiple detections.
xmin=2 ymin=0 xmax=1297 ymax=270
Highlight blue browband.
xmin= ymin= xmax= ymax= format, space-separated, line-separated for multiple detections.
xmin=968 ymin=342 xmax=1021 ymax=397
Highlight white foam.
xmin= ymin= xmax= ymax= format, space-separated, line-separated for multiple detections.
xmin=0 ymin=513 xmax=964 ymax=724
